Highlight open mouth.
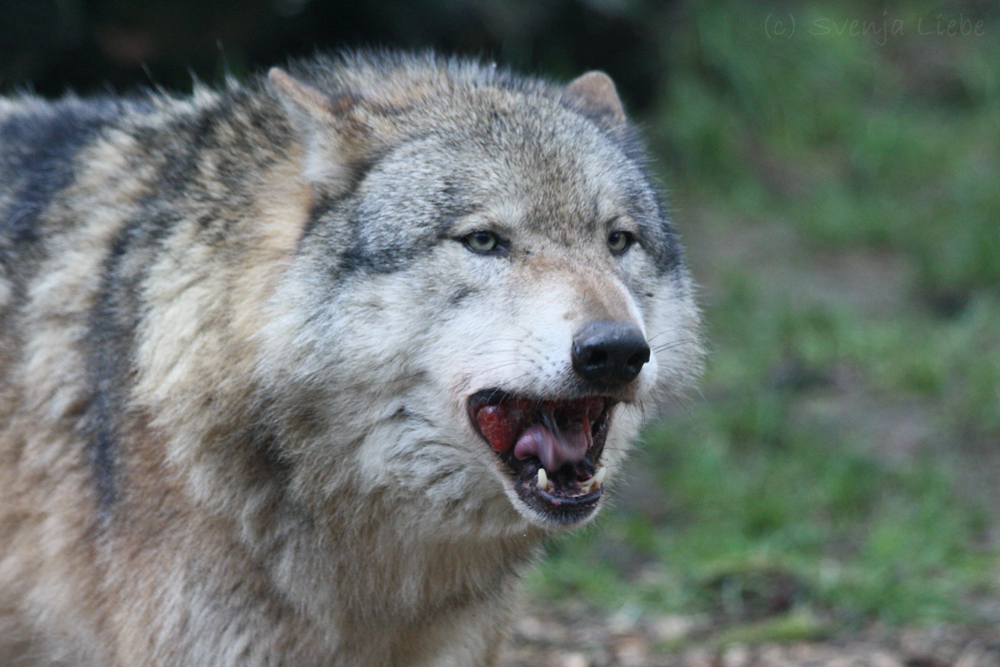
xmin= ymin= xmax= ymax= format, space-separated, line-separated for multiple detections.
xmin=468 ymin=389 xmax=615 ymax=525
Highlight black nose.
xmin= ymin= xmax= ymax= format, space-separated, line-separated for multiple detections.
xmin=571 ymin=321 xmax=651 ymax=387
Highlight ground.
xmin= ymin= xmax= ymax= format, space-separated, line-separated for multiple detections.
xmin=501 ymin=601 xmax=1000 ymax=667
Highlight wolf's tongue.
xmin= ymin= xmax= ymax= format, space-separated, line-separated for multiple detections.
xmin=475 ymin=403 xmax=592 ymax=473
xmin=513 ymin=417 xmax=591 ymax=473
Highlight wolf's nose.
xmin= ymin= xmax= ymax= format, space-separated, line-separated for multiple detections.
xmin=571 ymin=321 xmax=651 ymax=387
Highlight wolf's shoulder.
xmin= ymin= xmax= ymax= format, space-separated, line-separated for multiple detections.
xmin=0 ymin=85 xmax=259 ymax=252
xmin=0 ymin=96 xmax=132 ymax=246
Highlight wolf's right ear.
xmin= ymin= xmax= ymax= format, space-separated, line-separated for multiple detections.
xmin=561 ymin=71 xmax=627 ymax=128
xmin=268 ymin=68 xmax=369 ymax=194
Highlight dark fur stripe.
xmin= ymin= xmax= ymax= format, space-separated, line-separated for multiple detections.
xmin=86 ymin=202 xmax=184 ymax=507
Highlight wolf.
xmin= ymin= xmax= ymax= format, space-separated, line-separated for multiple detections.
xmin=0 ymin=51 xmax=702 ymax=666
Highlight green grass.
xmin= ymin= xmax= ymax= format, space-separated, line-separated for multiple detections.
xmin=532 ymin=0 xmax=1000 ymax=634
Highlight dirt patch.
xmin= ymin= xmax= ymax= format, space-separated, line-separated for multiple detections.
xmin=500 ymin=602 xmax=1000 ymax=667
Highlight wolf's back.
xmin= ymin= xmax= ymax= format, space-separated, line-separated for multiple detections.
xmin=0 ymin=97 xmax=127 ymax=295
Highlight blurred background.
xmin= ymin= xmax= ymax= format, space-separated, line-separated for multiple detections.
xmin=3 ymin=0 xmax=999 ymax=663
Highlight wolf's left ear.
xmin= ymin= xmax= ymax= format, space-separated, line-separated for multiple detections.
xmin=269 ymin=67 xmax=369 ymax=194
xmin=561 ymin=71 xmax=627 ymax=128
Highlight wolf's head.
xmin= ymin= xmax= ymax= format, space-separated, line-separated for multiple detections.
xmin=258 ymin=54 xmax=702 ymax=533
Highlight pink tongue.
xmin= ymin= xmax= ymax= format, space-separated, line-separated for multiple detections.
xmin=514 ymin=420 xmax=591 ymax=473
xmin=475 ymin=401 xmax=594 ymax=474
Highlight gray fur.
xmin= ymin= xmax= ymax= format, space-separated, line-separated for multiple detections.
xmin=0 ymin=51 xmax=702 ymax=666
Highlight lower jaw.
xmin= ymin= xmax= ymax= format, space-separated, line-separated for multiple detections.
xmin=509 ymin=464 xmax=607 ymax=526
xmin=513 ymin=487 xmax=603 ymax=526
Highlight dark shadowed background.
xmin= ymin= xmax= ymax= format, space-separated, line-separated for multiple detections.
xmin=4 ymin=0 xmax=1000 ymax=663
xmin=0 ymin=0 xmax=670 ymax=110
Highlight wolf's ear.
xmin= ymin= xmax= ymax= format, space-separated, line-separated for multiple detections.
xmin=268 ymin=67 xmax=369 ymax=193
xmin=561 ymin=71 xmax=626 ymax=127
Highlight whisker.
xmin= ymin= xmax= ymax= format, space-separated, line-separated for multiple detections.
xmin=652 ymin=338 xmax=700 ymax=353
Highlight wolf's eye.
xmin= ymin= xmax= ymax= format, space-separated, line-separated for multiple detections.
xmin=608 ymin=231 xmax=633 ymax=255
xmin=462 ymin=231 xmax=503 ymax=254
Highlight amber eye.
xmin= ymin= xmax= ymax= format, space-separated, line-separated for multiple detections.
xmin=608 ymin=231 xmax=633 ymax=255
xmin=462 ymin=231 xmax=502 ymax=254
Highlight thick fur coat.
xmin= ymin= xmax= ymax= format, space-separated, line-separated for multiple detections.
xmin=0 ymin=52 xmax=702 ymax=666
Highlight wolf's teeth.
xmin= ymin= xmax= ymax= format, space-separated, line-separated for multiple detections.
xmin=579 ymin=466 xmax=607 ymax=493
xmin=578 ymin=466 xmax=603 ymax=493
xmin=537 ymin=468 xmax=550 ymax=492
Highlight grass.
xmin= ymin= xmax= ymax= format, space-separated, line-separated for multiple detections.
xmin=531 ymin=0 xmax=1000 ymax=635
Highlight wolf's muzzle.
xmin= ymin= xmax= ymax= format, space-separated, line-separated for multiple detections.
xmin=571 ymin=321 xmax=650 ymax=388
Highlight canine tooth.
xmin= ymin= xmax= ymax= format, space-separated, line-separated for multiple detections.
xmin=579 ymin=469 xmax=601 ymax=493
xmin=593 ymin=467 xmax=607 ymax=488
xmin=537 ymin=468 xmax=549 ymax=491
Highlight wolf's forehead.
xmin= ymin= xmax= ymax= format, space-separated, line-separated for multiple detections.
xmin=482 ymin=154 xmax=651 ymax=236
xmin=416 ymin=105 xmax=653 ymax=227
